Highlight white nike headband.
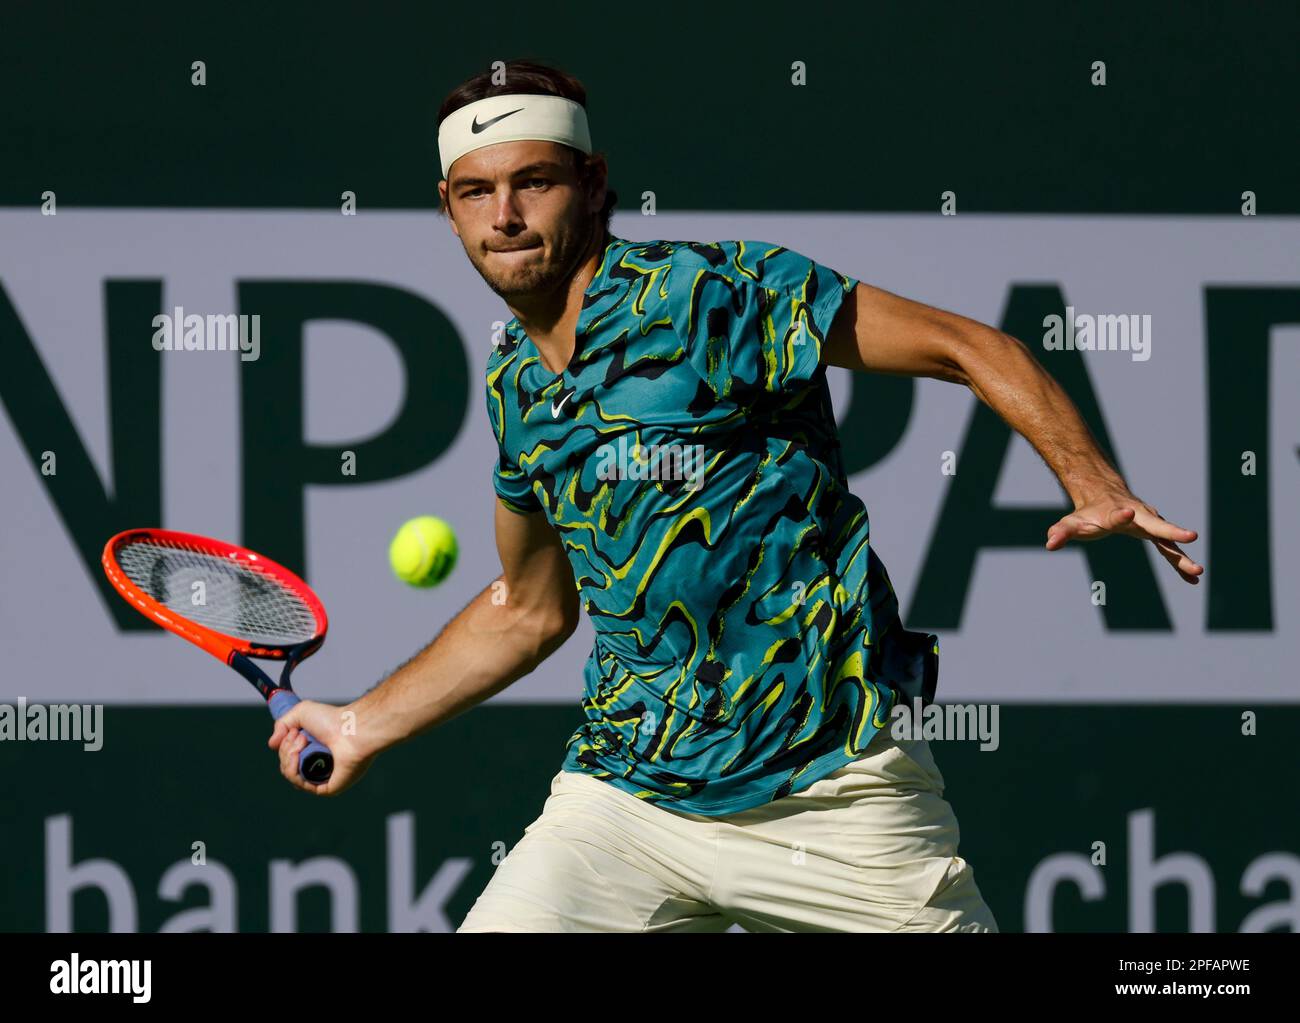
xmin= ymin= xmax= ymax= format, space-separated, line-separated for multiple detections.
xmin=438 ymin=94 xmax=592 ymax=179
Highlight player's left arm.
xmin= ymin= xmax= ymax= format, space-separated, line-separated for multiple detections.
xmin=821 ymin=281 xmax=1203 ymax=584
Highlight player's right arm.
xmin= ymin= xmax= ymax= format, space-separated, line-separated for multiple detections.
xmin=269 ymin=499 xmax=581 ymax=795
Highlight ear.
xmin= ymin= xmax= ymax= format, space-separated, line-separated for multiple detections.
xmin=438 ymin=182 xmax=462 ymax=238
xmin=583 ymin=153 xmax=609 ymax=215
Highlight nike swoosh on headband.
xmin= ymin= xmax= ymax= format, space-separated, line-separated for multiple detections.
xmin=472 ymin=108 xmax=525 ymax=133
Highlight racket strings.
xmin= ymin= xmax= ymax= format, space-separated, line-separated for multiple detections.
xmin=116 ymin=539 xmax=319 ymax=646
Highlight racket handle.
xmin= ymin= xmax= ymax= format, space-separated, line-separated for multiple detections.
xmin=268 ymin=690 xmax=334 ymax=784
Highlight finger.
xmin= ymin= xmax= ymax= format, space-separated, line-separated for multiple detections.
xmin=1100 ymin=506 xmax=1137 ymax=531
xmin=285 ymin=730 xmax=324 ymax=795
xmin=1153 ymin=539 xmax=1205 ymax=583
xmin=267 ymin=720 xmax=289 ymax=749
xmin=1130 ymin=510 xmax=1199 ymax=544
xmin=278 ymin=726 xmax=296 ymax=776
xmin=278 ymin=727 xmax=309 ymax=789
xmin=1046 ymin=513 xmax=1109 ymax=548
xmin=1153 ymin=539 xmax=1202 ymax=583
xmin=1046 ymin=515 xmax=1081 ymax=548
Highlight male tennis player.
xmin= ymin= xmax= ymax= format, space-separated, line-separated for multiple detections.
xmin=269 ymin=61 xmax=1202 ymax=932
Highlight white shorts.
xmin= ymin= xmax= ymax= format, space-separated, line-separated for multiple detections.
xmin=458 ymin=729 xmax=998 ymax=933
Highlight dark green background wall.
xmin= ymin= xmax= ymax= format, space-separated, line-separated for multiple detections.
xmin=3 ymin=706 xmax=1296 ymax=932
xmin=2 ymin=1 xmax=1296 ymax=211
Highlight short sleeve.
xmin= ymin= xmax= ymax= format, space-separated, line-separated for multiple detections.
xmin=669 ymin=240 xmax=859 ymax=403
xmin=492 ymin=450 xmax=542 ymax=515
xmin=485 ymin=383 xmax=543 ymax=515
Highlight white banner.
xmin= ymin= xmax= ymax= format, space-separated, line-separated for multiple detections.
xmin=2 ymin=210 xmax=1297 ymax=703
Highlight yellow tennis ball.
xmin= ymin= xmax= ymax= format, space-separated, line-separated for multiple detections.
xmin=389 ymin=516 xmax=458 ymax=587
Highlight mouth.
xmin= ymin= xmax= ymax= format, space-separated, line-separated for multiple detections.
xmin=490 ymin=243 xmax=540 ymax=254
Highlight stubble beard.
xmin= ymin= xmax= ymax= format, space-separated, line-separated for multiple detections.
xmin=476 ymin=212 xmax=600 ymax=304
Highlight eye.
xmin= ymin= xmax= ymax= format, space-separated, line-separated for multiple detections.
xmin=526 ymin=177 xmax=549 ymax=189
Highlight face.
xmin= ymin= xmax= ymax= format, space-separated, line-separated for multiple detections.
xmin=441 ymin=139 xmax=605 ymax=303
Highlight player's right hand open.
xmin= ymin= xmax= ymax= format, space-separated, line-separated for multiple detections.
xmin=268 ymin=699 xmax=376 ymax=797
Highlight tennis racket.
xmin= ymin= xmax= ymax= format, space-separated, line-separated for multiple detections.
xmin=102 ymin=528 xmax=334 ymax=783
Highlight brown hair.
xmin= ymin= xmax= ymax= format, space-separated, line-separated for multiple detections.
xmin=437 ymin=60 xmax=617 ymax=233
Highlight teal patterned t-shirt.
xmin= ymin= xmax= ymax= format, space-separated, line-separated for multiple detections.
xmin=484 ymin=233 xmax=938 ymax=816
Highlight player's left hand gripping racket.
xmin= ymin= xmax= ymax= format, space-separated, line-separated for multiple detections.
xmin=102 ymin=528 xmax=334 ymax=783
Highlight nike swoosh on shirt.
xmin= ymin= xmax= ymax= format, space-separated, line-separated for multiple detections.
xmin=471 ymin=108 xmax=525 ymax=133
xmin=551 ymin=391 xmax=574 ymax=417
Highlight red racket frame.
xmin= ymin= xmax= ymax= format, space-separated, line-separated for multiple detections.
xmin=101 ymin=527 xmax=328 ymax=665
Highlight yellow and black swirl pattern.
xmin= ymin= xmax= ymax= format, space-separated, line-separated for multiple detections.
xmin=485 ymin=234 xmax=938 ymax=815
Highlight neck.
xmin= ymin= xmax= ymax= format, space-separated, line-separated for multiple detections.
xmin=512 ymin=224 xmax=608 ymax=375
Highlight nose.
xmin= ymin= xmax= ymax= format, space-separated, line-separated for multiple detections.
xmin=490 ymin=188 xmax=528 ymax=232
